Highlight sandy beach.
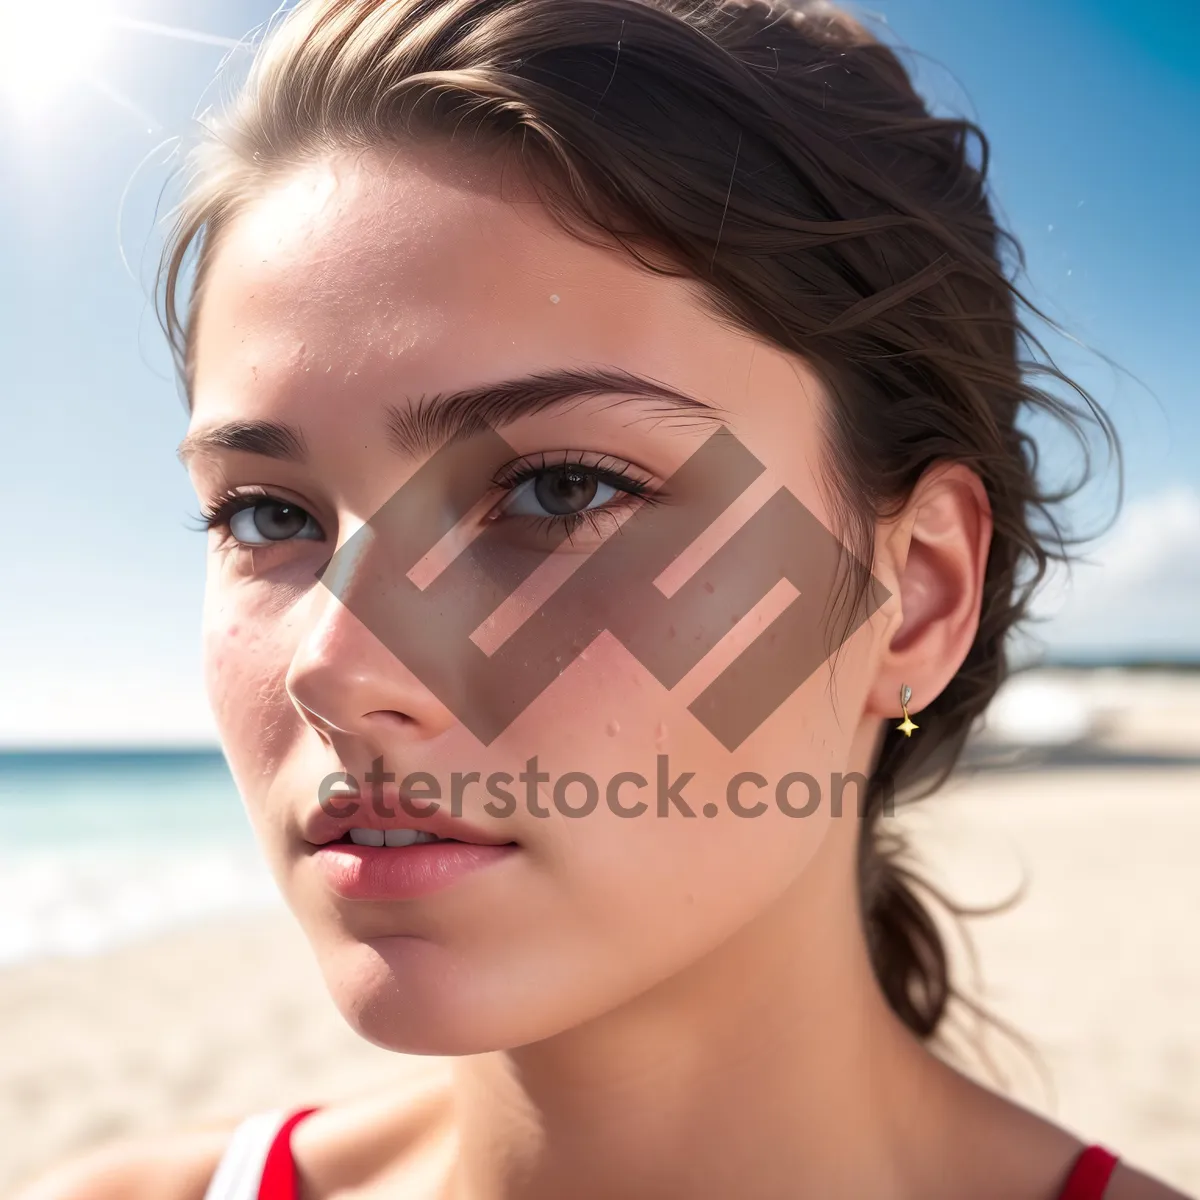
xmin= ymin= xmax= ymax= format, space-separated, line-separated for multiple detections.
xmin=4 ymin=669 xmax=1199 ymax=1196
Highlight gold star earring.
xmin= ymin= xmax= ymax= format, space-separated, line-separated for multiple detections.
xmin=896 ymin=684 xmax=919 ymax=737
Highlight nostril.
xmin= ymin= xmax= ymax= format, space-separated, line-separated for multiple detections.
xmin=365 ymin=710 xmax=418 ymax=731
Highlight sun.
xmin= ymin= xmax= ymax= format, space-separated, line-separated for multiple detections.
xmin=0 ymin=0 xmax=113 ymax=112
xmin=0 ymin=3 xmax=241 ymax=128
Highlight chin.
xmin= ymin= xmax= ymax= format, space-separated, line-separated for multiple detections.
xmin=312 ymin=933 xmax=543 ymax=1056
xmin=313 ymin=927 xmax=660 ymax=1056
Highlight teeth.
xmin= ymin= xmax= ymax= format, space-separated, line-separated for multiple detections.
xmin=346 ymin=828 xmax=448 ymax=847
xmin=384 ymin=829 xmax=443 ymax=846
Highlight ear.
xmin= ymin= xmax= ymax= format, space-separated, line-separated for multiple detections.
xmin=866 ymin=462 xmax=993 ymax=724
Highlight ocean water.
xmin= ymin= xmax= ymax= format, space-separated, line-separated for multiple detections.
xmin=0 ymin=749 xmax=282 ymax=967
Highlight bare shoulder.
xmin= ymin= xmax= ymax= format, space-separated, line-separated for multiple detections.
xmin=12 ymin=1058 xmax=456 ymax=1200
xmin=289 ymin=1059 xmax=457 ymax=1195
xmin=935 ymin=1068 xmax=1194 ymax=1200
xmin=1106 ymin=1162 xmax=1196 ymax=1200
xmin=9 ymin=1115 xmax=244 ymax=1200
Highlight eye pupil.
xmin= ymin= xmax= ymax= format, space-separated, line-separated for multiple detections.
xmin=254 ymin=501 xmax=307 ymax=540
xmin=534 ymin=468 xmax=598 ymax=515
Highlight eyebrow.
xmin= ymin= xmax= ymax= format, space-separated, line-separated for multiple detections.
xmin=177 ymin=419 xmax=309 ymax=465
xmin=176 ymin=366 xmax=726 ymax=465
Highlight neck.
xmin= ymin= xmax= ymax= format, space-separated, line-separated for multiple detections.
xmin=449 ymin=816 xmax=951 ymax=1200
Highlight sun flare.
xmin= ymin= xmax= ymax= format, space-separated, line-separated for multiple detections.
xmin=0 ymin=0 xmax=113 ymax=112
xmin=0 ymin=3 xmax=242 ymax=127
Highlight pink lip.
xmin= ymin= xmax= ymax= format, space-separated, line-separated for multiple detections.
xmin=310 ymin=839 xmax=518 ymax=900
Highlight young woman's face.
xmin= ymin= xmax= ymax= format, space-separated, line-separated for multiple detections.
xmin=185 ymin=146 xmax=890 ymax=1053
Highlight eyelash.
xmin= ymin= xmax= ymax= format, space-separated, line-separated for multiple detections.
xmin=192 ymin=457 xmax=662 ymax=545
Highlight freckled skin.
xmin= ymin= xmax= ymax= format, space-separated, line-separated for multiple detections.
xmin=175 ymin=145 xmax=1121 ymax=1200
xmin=187 ymin=145 xmax=895 ymax=1055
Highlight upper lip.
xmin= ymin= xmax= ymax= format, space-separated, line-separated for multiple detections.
xmin=301 ymin=786 xmax=518 ymax=848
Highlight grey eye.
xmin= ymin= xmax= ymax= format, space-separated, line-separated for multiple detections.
xmin=229 ymin=500 xmax=322 ymax=544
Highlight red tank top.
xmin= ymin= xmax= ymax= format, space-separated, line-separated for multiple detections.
xmin=257 ymin=1108 xmax=1120 ymax=1199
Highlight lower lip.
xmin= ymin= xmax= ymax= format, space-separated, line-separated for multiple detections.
xmin=309 ymin=840 xmax=518 ymax=900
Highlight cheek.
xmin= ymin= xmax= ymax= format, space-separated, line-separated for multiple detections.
xmin=202 ymin=583 xmax=300 ymax=779
xmin=486 ymin=633 xmax=854 ymax=969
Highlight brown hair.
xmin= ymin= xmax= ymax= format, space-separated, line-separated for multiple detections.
xmin=158 ymin=0 xmax=1117 ymax=1043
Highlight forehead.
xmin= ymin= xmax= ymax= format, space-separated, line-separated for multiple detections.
xmin=194 ymin=146 xmax=726 ymax=394
xmin=189 ymin=145 xmax=829 ymax=488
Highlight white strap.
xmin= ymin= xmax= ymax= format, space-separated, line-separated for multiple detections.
xmin=202 ymin=1109 xmax=289 ymax=1200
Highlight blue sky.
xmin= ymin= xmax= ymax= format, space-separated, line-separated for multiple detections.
xmin=1 ymin=0 xmax=1196 ymax=746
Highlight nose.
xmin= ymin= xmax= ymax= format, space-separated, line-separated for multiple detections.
xmin=285 ymin=583 xmax=459 ymax=750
